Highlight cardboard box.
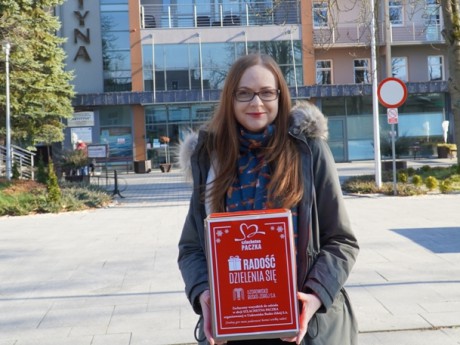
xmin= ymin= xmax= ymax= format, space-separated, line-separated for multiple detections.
xmin=205 ymin=209 xmax=299 ymax=341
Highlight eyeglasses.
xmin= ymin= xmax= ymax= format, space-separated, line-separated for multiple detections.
xmin=234 ymin=89 xmax=280 ymax=102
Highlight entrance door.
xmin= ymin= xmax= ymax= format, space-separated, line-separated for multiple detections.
xmin=327 ymin=117 xmax=347 ymax=162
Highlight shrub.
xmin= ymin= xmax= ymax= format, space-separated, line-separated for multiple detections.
xmin=411 ymin=174 xmax=423 ymax=187
xmin=407 ymin=167 xmax=415 ymax=176
xmin=439 ymin=179 xmax=453 ymax=194
xmin=425 ymin=176 xmax=438 ymax=191
xmin=420 ymin=165 xmax=432 ymax=173
xmin=342 ymin=175 xmax=381 ymax=194
xmin=46 ymin=161 xmax=61 ymax=205
xmin=397 ymin=172 xmax=408 ymax=183
xmin=381 ymin=183 xmax=426 ymax=196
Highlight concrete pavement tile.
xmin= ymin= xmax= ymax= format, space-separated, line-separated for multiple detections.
xmin=147 ymin=292 xmax=189 ymax=311
xmin=0 ymin=302 xmax=51 ymax=335
xmin=365 ymin=329 xmax=460 ymax=345
xmin=420 ymin=301 xmax=460 ymax=313
xmin=357 ymin=312 xmax=432 ymax=333
xmin=91 ymin=333 xmax=132 ymax=345
xmin=37 ymin=305 xmax=114 ymax=331
xmin=129 ymin=328 xmax=194 ymax=345
xmin=357 ymin=333 xmax=381 ymax=345
xmin=442 ymin=327 xmax=460 ymax=343
xmin=179 ymin=306 xmax=199 ymax=330
xmin=0 ymin=341 xmax=17 ymax=345
xmin=428 ymin=281 xmax=460 ymax=301
xmin=107 ymin=308 xmax=181 ymax=334
xmin=364 ymin=283 xmax=443 ymax=315
xmin=14 ymin=335 xmax=93 ymax=345
xmin=420 ymin=311 xmax=460 ymax=328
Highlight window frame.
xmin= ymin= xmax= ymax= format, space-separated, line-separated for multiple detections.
xmin=389 ymin=0 xmax=404 ymax=27
xmin=391 ymin=56 xmax=408 ymax=82
xmin=316 ymin=59 xmax=333 ymax=85
xmin=427 ymin=55 xmax=444 ymax=81
xmin=353 ymin=58 xmax=371 ymax=84
xmin=313 ymin=2 xmax=329 ymax=28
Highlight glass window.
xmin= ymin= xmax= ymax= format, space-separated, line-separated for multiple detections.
xmin=354 ymin=59 xmax=370 ymax=83
xmin=100 ymin=31 xmax=130 ymax=51
xmin=100 ymin=5 xmax=129 ymax=11
xmin=428 ymin=55 xmax=443 ymax=81
xmin=146 ymin=106 xmax=167 ymax=124
xmin=321 ymin=97 xmax=345 ymax=116
xmin=103 ymin=51 xmax=131 ymax=71
xmin=100 ymin=12 xmax=130 ymax=31
xmin=425 ymin=0 xmax=441 ymax=40
xmin=191 ymin=104 xmax=215 ymax=122
xmin=99 ymin=106 xmax=131 ymax=126
xmin=316 ymin=60 xmax=332 ymax=84
xmin=313 ymin=2 xmax=328 ymax=28
xmin=392 ymin=57 xmax=408 ymax=81
xmin=142 ymin=40 xmax=302 ymax=91
xmin=389 ymin=0 xmax=403 ymax=26
xmin=101 ymin=0 xmax=127 ymax=4
xmin=168 ymin=106 xmax=191 ymax=122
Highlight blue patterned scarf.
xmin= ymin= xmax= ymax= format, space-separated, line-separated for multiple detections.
xmin=225 ymin=125 xmax=299 ymax=249
xmin=226 ymin=125 xmax=274 ymax=212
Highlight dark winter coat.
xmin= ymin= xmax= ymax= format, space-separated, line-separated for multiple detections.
xmin=178 ymin=101 xmax=359 ymax=345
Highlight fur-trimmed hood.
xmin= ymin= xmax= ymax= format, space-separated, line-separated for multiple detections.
xmin=178 ymin=100 xmax=328 ymax=178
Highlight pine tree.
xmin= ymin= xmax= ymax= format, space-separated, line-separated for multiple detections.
xmin=0 ymin=0 xmax=74 ymax=149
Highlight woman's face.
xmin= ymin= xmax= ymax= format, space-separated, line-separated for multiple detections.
xmin=233 ymin=64 xmax=279 ymax=133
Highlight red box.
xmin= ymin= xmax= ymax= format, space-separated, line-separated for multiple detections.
xmin=205 ymin=209 xmax=299 ymax=341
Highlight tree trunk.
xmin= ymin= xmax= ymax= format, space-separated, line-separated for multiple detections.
xmin=440 ymin=0 xmax=460 ymax=165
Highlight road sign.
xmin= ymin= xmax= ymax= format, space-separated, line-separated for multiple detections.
xmin=378 ymin=77 xmax=407 ymax=108
xmin=387 ymin=108 xmax=398 ymax=124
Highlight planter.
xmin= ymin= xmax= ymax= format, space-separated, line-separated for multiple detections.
xmin=160 ymin=163 xmax=172 ymax=173
xmin=437 ymin=145 xmax=457 ymax=159
xmin=381 ymin=160 xmax=407 ymax=171
xmin=134 ymin=160 xmax=152 ymax=173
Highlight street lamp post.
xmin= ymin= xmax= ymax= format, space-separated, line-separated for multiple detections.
xmin=2 ymin=41 xmax=12 ymax=181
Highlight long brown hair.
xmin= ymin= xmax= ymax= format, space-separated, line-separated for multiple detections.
xmin=206 ymin=54 xmax=303 ymax=212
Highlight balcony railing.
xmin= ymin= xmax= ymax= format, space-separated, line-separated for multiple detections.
xmin=140 ymin=0 xmax=300 ymax=29
xmin=314 ymin=22 xmax=444 ymax=46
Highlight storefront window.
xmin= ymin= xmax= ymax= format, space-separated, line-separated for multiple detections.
xmin=99 ymin=107 xmax=133 ymax=157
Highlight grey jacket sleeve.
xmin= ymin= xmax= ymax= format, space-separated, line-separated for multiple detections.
xmin=305 ymin=138 xmax=359 ymax=310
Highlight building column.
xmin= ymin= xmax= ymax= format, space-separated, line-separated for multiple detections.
xmin=133 ymin=105 xmax=146 ymax=161
xmin=300 ymin=0 xmax=316 ymax=85
xmin=130 ymin=0 xmax=146 ymax=161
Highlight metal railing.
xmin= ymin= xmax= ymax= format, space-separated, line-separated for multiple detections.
xmin=140 ymin=0 xmax=300 ymax=29
xmin=314 ymin=22 xmax=444 ymax=46
xmin=0 ymin=144 xmax=35 ymax=180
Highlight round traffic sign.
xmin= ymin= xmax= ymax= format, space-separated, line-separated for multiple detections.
xmin=377 ymin=77 xmax=407 ymax=108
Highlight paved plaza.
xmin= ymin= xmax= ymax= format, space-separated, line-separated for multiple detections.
xmin=0 ymin=159 xmax=459 ymax=345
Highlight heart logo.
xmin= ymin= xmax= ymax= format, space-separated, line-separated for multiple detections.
xmin=235 ymin=223 xmax=265 ymax=241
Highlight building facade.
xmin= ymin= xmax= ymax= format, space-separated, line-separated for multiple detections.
xmin=57 ymin=0 xmax=450 ymax=166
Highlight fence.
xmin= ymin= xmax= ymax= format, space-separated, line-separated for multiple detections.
xmin=0 ymin=144 xmax=35 ymax=180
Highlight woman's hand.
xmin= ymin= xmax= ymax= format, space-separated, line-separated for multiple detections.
xmin=282 ymin=292 xmax=322 ymax=344
xmin=199 ymin=290 xmax=226 ymax=345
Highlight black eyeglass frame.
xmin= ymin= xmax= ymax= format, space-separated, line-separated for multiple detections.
xmin=233 ymin=89 xmax=280 ymax=102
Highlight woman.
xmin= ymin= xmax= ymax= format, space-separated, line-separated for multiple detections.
xmin=178 ymin=54 xmax=359 ymax=345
